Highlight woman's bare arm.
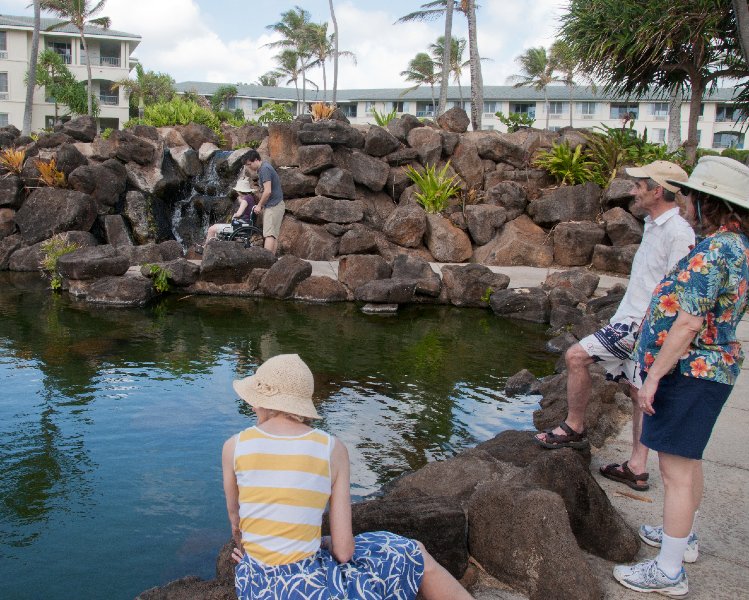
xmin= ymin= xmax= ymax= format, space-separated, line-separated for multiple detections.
xmin=328 ymin=436 xmax=355 ymax=563
xmin=222 ymin=435 xmax=242 ymax=550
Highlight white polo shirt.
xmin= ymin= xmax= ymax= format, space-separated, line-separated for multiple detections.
xmin=610 ymin=207 xmax=695 ymax=327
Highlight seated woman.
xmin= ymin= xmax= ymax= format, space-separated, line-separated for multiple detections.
xmin=222 ymin=354 xmax=472 ymax=600
xmin=198 ymin=179 xmax=256 ymax=253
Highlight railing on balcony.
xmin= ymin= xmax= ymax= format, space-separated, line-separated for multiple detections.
xmin=100 ymin=56 xmax=121 ymax=67
xmin=99 ymin=94 xmax=119 ymax=106
xmin=416 ymin=110 xmax=434 ymax=117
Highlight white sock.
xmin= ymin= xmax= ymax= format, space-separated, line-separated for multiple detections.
xmin=656 ymin=532 xmax=689 ymax=578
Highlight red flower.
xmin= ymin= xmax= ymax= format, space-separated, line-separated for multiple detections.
xmin=690 ymin=357 xmax=710 ymax=377
xmin=656 ymin=330 xmax=669 ymax=347
xmin=722 ymin=351 xmax=736 ymax=366
xmin=677 ymin=270 xmax=691 ymax=283
xmin=688 ymin=254 xmax=707 ymax=272
xmin=644 ymin=352 xmax=655 ymax=367
xmin=658 ymin=293 xmax=679 ymax=317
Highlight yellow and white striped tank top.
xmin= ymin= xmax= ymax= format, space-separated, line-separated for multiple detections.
xmin=234 ymin=426 xmax=332 ymax=565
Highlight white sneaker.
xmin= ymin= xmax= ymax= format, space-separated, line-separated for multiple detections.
xmin=613 ymin=559 xmax=688 ymax=596
xmin=639 ymin=525 xmax=699 ymax=563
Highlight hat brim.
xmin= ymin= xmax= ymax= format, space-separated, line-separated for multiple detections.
xmin=625 ymin=166 xmax=682 ymax=194
xmin=665 ymin=178 xmax=749 ymax=211
xmin=232 ymin=376 xmax=321 ymax=419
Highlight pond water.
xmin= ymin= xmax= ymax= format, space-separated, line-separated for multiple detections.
xmin=0 ymin=272 xmax=555 ymax=599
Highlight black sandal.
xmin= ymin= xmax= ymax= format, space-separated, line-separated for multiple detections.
xmin=534 ymin=422 xmax=589 ymax=450
xmin=600 ymin=461 xmax=650 ymax=491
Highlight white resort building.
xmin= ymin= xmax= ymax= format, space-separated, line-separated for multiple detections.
xmin=176 ymin=81 xmax=747 ymax=151
xmin=0 ymin=14 xmax=140 ymax=131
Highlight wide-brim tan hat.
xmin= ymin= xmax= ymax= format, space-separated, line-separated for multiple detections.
xmin=233 ymin=354 xmax=320 ymax=419
xmin=233 ymin=178 xmax=256 ymax=194
xmin=667 ymin=156 xmax=749 ymax=210
xmin=625 ymin=160 xmax=689 ymax=194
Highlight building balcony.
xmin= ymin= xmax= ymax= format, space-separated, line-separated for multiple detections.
xmin=100 ymin=56 xmax=121 ymax=67
xmin=416 ymin=110 xmax=434 ymax=117
xmin=99 ymin=94 xmax=118 ymax=106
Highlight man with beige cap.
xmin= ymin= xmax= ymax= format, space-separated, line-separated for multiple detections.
xmin=536 ymin=161 xmax=694 ymax=488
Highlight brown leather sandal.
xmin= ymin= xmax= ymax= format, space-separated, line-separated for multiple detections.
xmin=534 ymin=422 xmax=589 ymax=450
xmin=599 ymin=461 xmax=650 ymax=491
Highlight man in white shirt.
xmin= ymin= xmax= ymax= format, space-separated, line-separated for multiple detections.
xmin=535 ymin=161 xmax=694 ymax=491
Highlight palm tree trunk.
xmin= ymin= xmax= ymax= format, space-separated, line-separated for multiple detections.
xmin=685 ymin=76 xmax=703 ymax=166
xmin=322 ymin=62 xmax=328 ymax=103
xmin=329 ymin=0 xmax=339 ymax=105
xmin=430 ymin=84 xmax=436 ymax=116
xmin=300 ymin=60 xmax=306 ymax=116
xmin=544 ymin=87 xmax=550 ymax=130
xmin=467 ymin=0 xmax=483 ymax=130
xmin=733 ymin=0 xmax=749 ymax=65
xmin=667 ymin=85 xmax=682 ymax=152
xmin=23 ymin=0 xmax=41 ymax=136
xmin=457 ymin=73 xmax=463 ymax=104
xmin=568 ymin=84 xmax=573 ymax=128
xmin=438 ymin=0 xmax=453 ymax=116
xmin=80 ymin=32 xmax=93 ymax=116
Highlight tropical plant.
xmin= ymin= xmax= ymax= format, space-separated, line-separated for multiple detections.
xmin=255 ymin=72 xmax=280 ymax=87
xmin=40 ymin=0 xmax=112 ymax=116
xmin=371 ymin=107 xmax=398 ymax=126
xmin=272 ymin=49 xmax=317 ymax=111
xmin=533 ymin=142 xmax=594 ymax=186
xmin=549 ymin=39 xmax=579 ymax=128
xmin=721 ymin=147 xmax=749 ymax=162
xmin=0 ymin=149 xmax=26 ymax=175
xmin=306 ymin=22 xmax=356 ymax=102
xmin=310 ymin=102 xmax=336 ymax=121
xmin=35 ymin=158 xmax=66 ymax=187
xmin=253 ymin=102 xmax=295 ymax=124
xmin=495 ymin=111 xmax=535 ymax=132
xmin=112 ymin=63 xmax=176 ymax=118
xmin=430 ymin=35 xmax=469 ymax=103
xmin=124 ymin=97 xmax=221 ymax=134
xmin=23 ymin=0 xmax=41 ymax=136
xmin=560 ymin=0 xmax=749 ymax=164
xmin=508 ymin=46 xmax=561 ymax=131
xmin=39 ymin=234 xmax=79 ymax=290
xmin=401 ymin=52 xmax=439 ymax=109
xmin=33 ymin=49 xmax=95 ymax=121
xmin=405 ymin=162 xmax=461 ymax=213
xmin=100 ymin=127 xmax=112 ymax=139
xmin=210 ymin=84 xmax=238 ymax=113
xmin=144 ymin=263 xmax=170 ymax=293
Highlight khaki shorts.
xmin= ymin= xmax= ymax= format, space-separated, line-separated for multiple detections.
xmin=262 ymin=201 xmax=285 ymax=238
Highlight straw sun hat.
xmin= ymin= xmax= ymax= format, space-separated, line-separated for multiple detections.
xmin=232 ymin=354 xmax=320 ymax=419
xmin=233 ymin=178 xmax=256 ymax=194
xmin=666 ymin=156 xmax=749 ymax=211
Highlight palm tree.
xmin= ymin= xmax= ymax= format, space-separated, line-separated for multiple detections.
xmin=328 ymin=0 xmax=340 ymax=104
xmin=508 ymin=46 xmax=560 ymax=130
xmin=112 ymin=63 xmax=176 ymax=118
xmin=430 ymin=36 xmax=469 ymax=104
xmin=549 ymin=40 xmax=576 ymax=128
xmin=437 ymin=0 xmax=453 ymax=116
xmin=40 ymin=0 xmax=111 ymax=117
xmin=265 ymin=6 xmax=315 ymax=115
xmin=401 ymin=52 xmax=439 ymax=112
xmin=23 ymin=0 xmax=41 ymax=135
xmin=112 ymin=62 xmax=146 ymax=118
xmin=273 ymin=49 xmax=318 ymax=112
xmin=255 ymin=72 xmax=280 ymax=87
xmin=307 ymin=22 xmax=356 ymax=103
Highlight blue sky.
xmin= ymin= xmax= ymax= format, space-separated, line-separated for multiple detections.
xmin=0 ymin=0 xmax=565 ymax=89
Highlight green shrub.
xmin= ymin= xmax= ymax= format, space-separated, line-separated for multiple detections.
xmin=144 ymin=263 xmax=171 ymax=293
xmin=405 ymin=162 xmax=461 ymax=214
xmin=721 ymin=147 xmax=749 ymax=163
xmin=495 ymin=111 xmax=536 ymax=132
xmin=101 ymin=127 xmax=113 ymax=140
xmin=252 ymin=102 xmax=294 ymax=124
xmin=534 ymin=142 xmax=594 ymax=185
xmin=125 ymin=97 xmax=221 ymax=135
xmin=371 ymin=107 xmax=398 ymax=126
xmin=234 ymin=140 xmax=261 ymax=150
xmin=39 ymin=235 xmax=79 ymax=290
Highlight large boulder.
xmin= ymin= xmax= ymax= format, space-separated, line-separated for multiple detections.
xmin=277 ymin=168 xmax=317 ymax=198
xmin=441 ymin=264 xmax=510 ymax=307
xmin=450 ymin=141 xmax=484 ymax=189
xmin=178 ymin=123 xmax=221 ymax=150
xmin=407 ymin=127 xmax=443 ymax=166
xmin=528 ymin=182 xmax=602 ymax=227
xmin=603 ymin=177 xmax=635 ymax=209
xmin=333 ymin=148 xmax=389 ymax=192
xmin=14 ymin=188 xmax=97 ymax=244
xmin=356 ymin=187 xmax=397 ymax=231
xmin=221 ymin=123 xmax=266 ymax=150
xmin=140 ymin=258 xmax=200 ymax=287
xmin=364 ymin=126 xmax=401 ymax=157
xmin=81 ymin=275 xmax=156 ymax=307
xmin=385 ymin=164 xmax=413 ymax=201
xmin=553 ymin=221 xmax=606 ymax=266
xmin=382 ymin=204 xmax=427 ymax=248
xmin=55 ymin=143 xmax=88 ymax=177
xmin=436 ymin=107 xmax=470 ymax=133
xmin=294 ymin=196 xmax=364 ymax=224
xmin=122 ymin=191 xmax=156 ymax=245
xmin=56 ymin=245 xmax=130 ymax=280
xmin=121 ymin=240 xmax=183 ymax=266
xmin=390 ymin=254 xmax=441 ymax=297
xmin=68 ymin=159 xmax=128 ymax=214
xmin=338 ymin=254 xmax=391 ymax=292
xmin=0 ymin=234 xmax=23 ymax=270
xmin=490 ymin=287 xmax=550 ymax=323
xmin=8 ymin=231 xmax=98 ymax=272
xmin=0 ymin=207 xmax=15 ymax=239
xmin=338 ymin=227 xmax=379 ymax=255
xmin=315 ymin=168 xmax=356 ymax=199
xmin=259 ymin=255 xmax=312 ymax=298
xmin=591 ymin=243 xmax=638 ymax=274
xmin=103 ymin=214 xmax=133 ymax=247
xmin=199 ymin=243 xmax=276 ymax=284
xmin=473 ymin=215 xmax=553 ymax=267
xmin=542 ymin=269 xmax=600 ymax=299
xmin=298 ymin=144 xmax=335 ymax=175
xmin=468 ymin=482 xmax=603 ymax=600
xmin=298 ymin=121 xmax=363 ymax=147
xmin=61 ymin=116 xmax=97 ymax=142
xmin=602 ymin=207 xmax=643 ymax=246
xmin=386 ymin=114 xmax=423 ymax=143
xmin=277 ymin=216 xmax=339 ymax=260
xmin=169 ymin=145 xmax=202 ymax=178
xmin=268 ymin=122 xmax=301 ymax=167
xmin=354 ymin=279 xmax=416 ymax=304
xmin=0 ymin=175 xmax=23 ymax=209
xmin=293 ymin=275 xmax=350 ymax=303
xmin=464 ymin=205 xmax=507 ymax=246
xmin=425 ymin=214 xmax=472 ymax=263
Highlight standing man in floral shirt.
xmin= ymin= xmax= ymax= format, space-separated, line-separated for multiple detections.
xmin=535 ymin=161 xmax=693 ymax=492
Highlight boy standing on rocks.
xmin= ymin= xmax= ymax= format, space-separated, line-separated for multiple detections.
xmin=243 ymin=150 xmax=284 ymax=255
xmin=534 ymin=161 xmax=693 ymax=492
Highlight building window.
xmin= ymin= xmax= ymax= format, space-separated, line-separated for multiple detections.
xmin=0 ymin=113 xmax=8 ymax=127
xmin=509 ymin=102 xmax=536 ymax=118
xmin=651 ymin=128 xmax=666 ymax=143
xmin=387 ymin=101 xmax=404 ymax=113
xmin=0 ymin=72 xmax=7 ymax=100
xmin=713 ymin=131 xmax=744 ymax=149
xmin=610 ymin=103 xmax=639 ymax=120
xmin=99 ymin=82 xmax=118 ymax=105
xmin=416 ymin=102 xmax=435 ymax=117
xmin=0 ymin=31 xmax=7 ymax=59
xmin=651 ymin=102 xmax=669 ymax=118
xmin=45 ymin=115 xmax=71 ymax=128
xmin=548 ymin=126 xmax=562 ymax=132
xmin=48 ymin=41 xmax=72 ymax=64
xmin=483 ymin=101 xmax=497 ymax=114
xmin=577 ymin=102 xmax=597 ymax=118
xmin=226 ymin=97 xmax=238 ymax=110
xmin=715 ymin=104 xmax=746 ymax=122
xmin=548 ymin=101 xmax=568 ymax=116
xmin=340 ymin=104 xmax=357 ymax=118
xmin=365 ymin=101 xmax=376 ymax=112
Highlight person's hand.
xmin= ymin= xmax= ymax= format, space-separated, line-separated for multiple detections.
xmin=231 ymin=218 xmax=241 ymax=228
xmin=638 ymin=377 xmax=659 ymax=416
xmin=253 ymin=204 xmax=262 ymax=214
xmin=231 ymin=546 xmax=245 ymax=565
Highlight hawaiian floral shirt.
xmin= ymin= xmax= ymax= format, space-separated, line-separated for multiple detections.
xmin=634 ymin=225 xmax=749 ymax=385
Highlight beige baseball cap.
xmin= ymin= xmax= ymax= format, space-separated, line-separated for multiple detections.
xmin=625 ymin=160 xmax=689 ymax=194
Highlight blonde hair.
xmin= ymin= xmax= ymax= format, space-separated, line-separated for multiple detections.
xmin=262 ymin=408 xmax=311 ymax=424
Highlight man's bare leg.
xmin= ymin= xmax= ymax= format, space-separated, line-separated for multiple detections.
xmin=264 ymin=236 xmax=277 ymax=255
xmin=536 ymin=343 xmax=593 ymax=442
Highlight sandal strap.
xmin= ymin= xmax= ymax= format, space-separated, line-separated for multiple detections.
xmin=543 ymin=421 xmax=586 ymax=444
xmin=621 ymin=460 xmax=649 ymax=482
